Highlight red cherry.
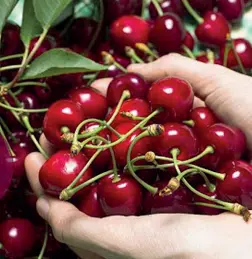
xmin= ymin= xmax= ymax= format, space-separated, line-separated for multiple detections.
xmin=76 ymin=185 xmax=105 ymax=218
xmin=217 ymin=0 xmax=244 ymax=21
xmin=182 ymin=31 xmax=195 ymax=51
xmin=106 ymin=98 xmax=151 ymax=128
xmin=143 ymin=181 xmax=195 ymax=214
xmin=107 ymin=73 xmax=150 ymax=107
xmin=135 ymin=169 xmax=158 ymax=185
xmin=150 ymin=13 xmax=185 ymax=54
xmin=195 ymin=11 xmax=230 ymax=47
xmin=196 ymin=54 xmax=222 ymax=64
xmin=0 ymin=218 xmax=36 ymax=258
xmin=43 ymin=99 xmax=85 ymax=147
xmin=148 ymin=77 xmax=194 ymax=123
xmin=110 ymin=15 xmax=150 ymax=53
xmin=220 ymin=38 xmax=252 ymax=69
xmin=98 ymin=174 xmax=143 ymax=216
xmin=69 ymin=88 xmax=108 ymax=119
xmin=39 ymin=150 xmax=93 ymax=196
xmin=189 ymin=0 xmax=215 ymax=13
xmin=217 ymin=160 xmax=252 ymax=208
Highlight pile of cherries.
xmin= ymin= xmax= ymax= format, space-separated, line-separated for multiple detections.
xmin=1 ymin=0 xmax=252 ymax=258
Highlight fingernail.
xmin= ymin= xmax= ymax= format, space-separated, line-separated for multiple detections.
xmin=37 ymin=197 xmax=49 ymax=220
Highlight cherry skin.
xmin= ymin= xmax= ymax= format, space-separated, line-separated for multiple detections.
xmin=98 ymin=173 xmax=143 ymax=216
xmin=107 ymin=73 xmax=150 ymax=107
xmin=220 ymin=38 xmax=252 ymax=69
xmin=148 ymin=77 xmax=194 ymax=123
xmin=189 ymin=0 xmax=215 ymax=13
xmin=43 ymin=99 xmax=85 ymax=147
xmin=143 ymin=181 xmax=195 ymax=214
xmin=0 ymin=218 xmax=36 ymax=258
xmin=182 ymin=31 xmax=195 ymax=51
xmin=110 ymin=15 xmax=150 ymax=53
xmin=217 ymin=0 xmax=244 ymax=21
xmin=69 ymin=87 xmax=108 ymax=119
xmin=106 ymin=98 xmax=151 ymax=128
xmin=39 ymin=150 xmax=93 ymax=197
xmin=150 ymin=13 xmax=185 ymax=54
xmin=196 ymin=54 xmax=222 ymax=64
xmin=195 ymin=11 xmax=230 ymax=47
xmin=76 ymin=185 xmax=105 ymax=218
xmin=217 ymin=160 xmax=252 ymax=208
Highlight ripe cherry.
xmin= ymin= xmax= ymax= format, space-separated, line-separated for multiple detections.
xmin=148 ymin=77 xmax=194 ymax=123
xmin=43 ymin=99 xmax=85 ymax=147
xmin=69 ymin=87 xmax=108 ymax=119
xmin=150 ymin=13 xmax=185 ymax=54
xmin=107 ymin=73 xmax=150 ymax=107
xmin=98 ymin=173 xmax=143 ymax=216
xmin=217 ymin=160 xmax=252 ymax=208
xmin=110 ymin=15 xmax=150 ymax=53
xmin=0 ymin=218 xmax=36 ymax=258
xmin=189 ymin=0 xmax=215 ymax=13
xmin=196 ymin=54 xmax=222 ymax=64
xmin=39 ymin=150 xmax=93 ymax=197
xmin=182 ymin=31 xmax=195 ymax=51
xmin=217 ymin=0 xmax=244 ymax=21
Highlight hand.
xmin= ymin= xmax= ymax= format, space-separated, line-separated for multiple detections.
xmin=25 ymin=54 xmax=252 ymax=259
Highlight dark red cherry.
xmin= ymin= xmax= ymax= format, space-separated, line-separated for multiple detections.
xmin=217 ymin=160 xmax=252 ymax=208
xmin=34 ymin=84 xmax=53 ymax=103
xmin=69 ymin=87 xmax=108 ymax=119
xmin=76 ymin=185 xmax=105 ymax=218
xmin=150 ymin=13 xmax=185 ymax=54
xmin=39 ymin=150 xmax=93 ymax=197
xmin=110 ymin=15 xmax=150 ymax=53
xmin=107 ymin=73 xmax=150 ymax=107
xmin=98 ymin=174 xmax=142 ymax=216
xmin=43 ymin=99 xmax=85 ymax=147
xmin=195 ymin=11 xmax=230 ymax=47
xmin=189 ymin=0 xmax=215 ymax=13
xmin=96 ymin=41 xmax=116 ymax=61
xmin=106 ymin=98 xmax=151 ymax=128
xmin=196 ymin=54 xmax=222 ymax=64
xmin=135 ymin=169 xmax=158 ymax=185
xmin=9 ymin=130 xmax=35 ymax=152
xmin=143 ymin=181 xmax=195 ymax=214
xmin=0 ymin=218 xmax=36 ymax=258
xmin=220 ymin=38 xmax=252 ymax=69
xmin=182 ymin=31 xmax=195 ymax=51
xmin=217 ymin=0 xmax=244 ymax=21
xmin=194 ymin=184 xmax=222 ymax=215
xmin=148 ymin=77 xmax=194 ymax=123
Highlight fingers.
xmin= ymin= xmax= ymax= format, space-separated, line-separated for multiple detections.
xmin=91 ymin=78 xmax=112 ymax=97
xmin=39 ymin=134 xmax=57 ymax=157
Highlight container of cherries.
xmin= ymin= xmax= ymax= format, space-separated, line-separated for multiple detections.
xmin=1 ymin=0 xmax=252 ymax=258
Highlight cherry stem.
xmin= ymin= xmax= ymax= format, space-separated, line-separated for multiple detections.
xmin=0 ymin=125 xmax=15 ymax=156
xmin=0 ymin=53 xmax=23 ymax=62
xmin=206 ymin=49 xmax=215 ymax=64
xmin=2 ymin=98 xmax=22 ymax=124
xmin=125 ymin=47 xmax=145 ymax=64
xmin=102 ymin=51 xmax=128 ymax=73
xmin=22 ymin=115 xmax=34 ymax=133
xmin=182 ymin=45 xmax=196 ymax=60
xmin=29 ymin=134 xmax=49 ymax=159
xmin=150 ymin=0 xmax=164 ymax=16
xmin=141 ymin=0 xmax=147 ymax=17
xmin=0 ymin=116 xmax=18 ymax=142
xmin=0 ymin=64 xmax=24 ymax=72
xmin=223 ymin=40 xmax=231 ymax=67
xmin=182 ymin=0 xmax=204 ymax=24
xmin=14 ymin=81 xmax=48 ymax=88
xmin=37 ymin=223 xmax=48 ymax=259
xmin=120 ymin=111 xmax=145 ymax=121
xmin=135 ymin=43 xmax=159 ymax=59
xmin=194 ymin=202 xmax=227 ymax=211
xmin=183 ymin=119 xmax=195 ymax=127
xmin=0 ymin=102 xmax=48 ymax=113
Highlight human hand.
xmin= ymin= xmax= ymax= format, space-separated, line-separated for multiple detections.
xmin=25 ymin=54 xmax=252 ymax=259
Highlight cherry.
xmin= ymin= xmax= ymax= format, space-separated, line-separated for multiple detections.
xmin=143 ymin=181 xmax=195 ymax=214
xmin=134 ymin=169 xmax=158 ymax=185
xmin=148 ymin=77 xmax=194 ymax=123
xmin=189 ymin=0 xmax=215 ymax=13
xmin=43 ymin=99 xmax=85 ymax=147
xmin=0 ymin=218 xmax=36 ymax=258
xmin=107 ymin=73 xmax=150 ymax=107
xmin=150 ymin=13 xmax=185 ymax=54
xmin=194 ymin=184 xmax=222 ymax=215
xmin=9 ymin=130 xmax=35 ymax=152
xmin=34 ymin=84 xmax=53 ymax=103
xmin=98 ymin=173 xmax=143 ymax=216
xmin=217 ymin=0 xmax=244 ymax=21
xmin=76 ymin=185 xmax=105 ymax=218
xmin=182 ymin=31 xmax=195 ymax=51
xmin=0 ymin=58 xmax=22 ymax=82
xmin=195 ymin=11 xmax=230 ymax=47
xmin=96 ymin=41 xmax=116 ymax=61
xmin=69 ymin=87 xmax=108 ymax=119
xmin=39 ymin=150 xmax=93 ymax=196
xmin=110 ymin=15 xmax=150 ymax=53
xmin=196 ymin=54 xmax=222 ymax=64
xmin=106 ymin=98 xmax=151 ymax=128
xmin=220 ymin=38 xmax=252 ymax=69
xmin=217 ymin=160 xmax=252 ymax=208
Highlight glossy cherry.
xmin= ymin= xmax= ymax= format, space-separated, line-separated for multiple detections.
xmin=110 ymin=15 xmax=150 ymax=53
xmin=0 ymin=218 xmax=36 ymax=258
xmin=143 ymin=181 xmax=195 ymax=214
xmin=150 ymin=13 xmax=185 ymax=54
xmin=107 ymin=73 xmax=150 ymax=107
xmin=217 ymin=160 xmax=252 ymax=208
xmin=182 ymin=31 xmax=195 ymax=51
xmin=148 ymin=77 xmax=194 ymax=123
xmin=39 ymin=150 xmax=93 ymax=196
xmin=69 ymin=87 xmax=108 ymax=119
xmin=217 ymin=0 xmax=244 ymax=21
xmin=43 ymin=99 xmax=85 ymax=147
xmin=98 ymin=173 xmax=143 ymax=216
xmin=189 ymin=0 xmax=216 ymax=13
xmin=196 ymin=54 xmax=222 ymax=64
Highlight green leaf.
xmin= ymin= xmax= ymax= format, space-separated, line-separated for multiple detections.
xmin=22 ymin=48 xmax=108 ymax=79
xmin=0 ymin=0 xmax=18 ymax=35
xmin=21 ymin=0 xmax=43 ymax=47
xmin=32 ymin=0 xmax=72 ymax=29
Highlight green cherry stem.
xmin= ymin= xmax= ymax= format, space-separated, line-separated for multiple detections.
xmin=0 ymin=125 xmax=15 ymax=156
xmin=182 ymin=45 xmax=196 ymax=60
xmin=37 ymin=223 xmax=48 ymax=259
xmin=13 ymin=87 xmax=25 ymax=96
xmin=135 ymin=43 xmax=160 ymax=59
xmin=29 ymin=134 xmax=49 ymax=159
xmin=206 ymin=49 xmax=215 ymax=64
xmin=141 ymin=0 xmax=147 ymax=17
xmin=183 ymin=119 xmax=195 ymax=127
xmin=22 ymin=115 xmax=34 ymax=133
xmin=14 ymin=81 xmax=48 ymax=88
xmin=120 ymin=111 xmax=145 ymax=121
xmin=193 ymin=202 xmax=227 ymax=211
xmin=8 ymin=90 xmax=22 ymax=107
xmin=0 ymin=102 xmax=48 ymax=113
xmin=0 ymin=53 xmax=24 ymax=62
xmin=0 ymin=64 xmax=24 ymax=72
xmin=2 ymin=98 xmax=22 ymax=124
xmin=150 ymin=0 xmax=164 ymax=16
xmin=102 ymin=51 xmax=128 ymax=73
xmin=182 ymin=0 xmax=204 ymax=24
xmin=0 ymin=116 xmax=18 ymax=142
xmin=125 ymin=47 xmax=145 ymax=63
xmin=223 ymin=40 xmax=231 ymax=67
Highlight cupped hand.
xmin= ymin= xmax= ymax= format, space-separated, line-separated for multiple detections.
xmin=25 ymin=54 xmax=252 ymax=259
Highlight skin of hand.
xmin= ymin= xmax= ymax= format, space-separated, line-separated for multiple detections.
xmin=25 ymin=54 xmax=252 ymax=259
